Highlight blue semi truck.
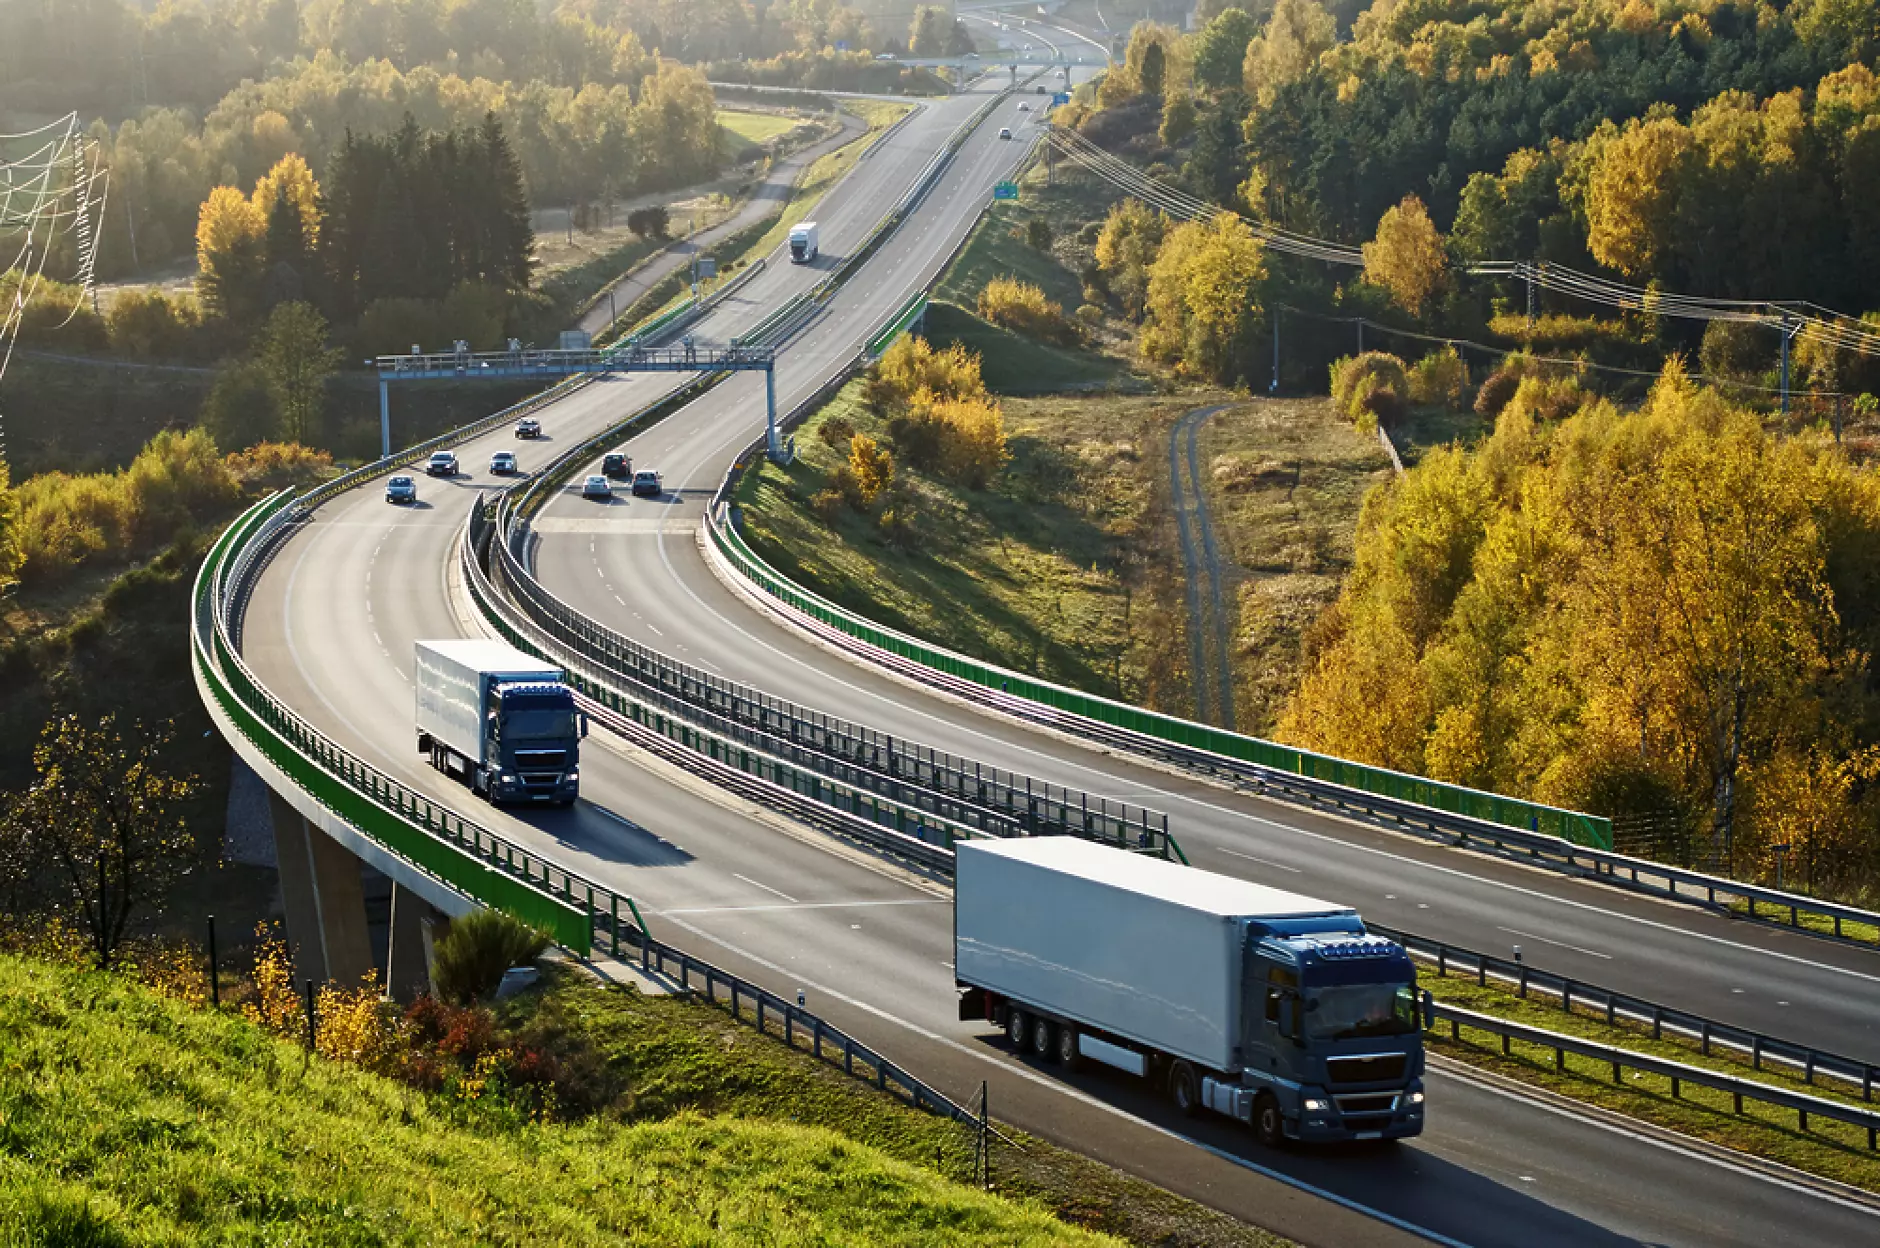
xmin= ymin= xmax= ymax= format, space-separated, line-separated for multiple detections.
xmin=414 ymin=639 xmax=585 ymax=806
xmin=955 ymin=837 xmax=1425 ymax=1145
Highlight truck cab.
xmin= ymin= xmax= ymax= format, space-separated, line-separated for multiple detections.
xmin=1225 ymin=926 xmax=1424 ymax=1144
xmin=788 ymin=221 xmax=819 ymax=264
xmin=481 ymin=681 xmax=583 ymax=805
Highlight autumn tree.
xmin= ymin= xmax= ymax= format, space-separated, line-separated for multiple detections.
xmin=2 ymin=715 xmax=201 ymax=969
xmin=1584 ymin=115 xmax=1696 ymax=278
xmin=1141 ymin=214 xmax=1268 ymax=384
xmin=909 ymin=5 xmax=950 ymax=55
xmin=1241 ymin=0 xmax=1334 ymax=103
xmin=1363 ymin=195 xmax=1447 ymax=316
xmin=1094 ymin=198 xmax=1169 ymax=319
xmin=848 ymin=433 xmax=894 ymax=508
xmin=1139 ymin=41 xmax=1167 ymax=99
xmin=256 ymin=302 xmax=343 ymax=444
xmin=195 ymin=184 xmax=266 ymax=321
xmin=0 ymin=461 xmax=20 ymax=596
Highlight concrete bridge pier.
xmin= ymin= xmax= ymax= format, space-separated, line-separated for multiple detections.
xmin=386 ymin=883 xmax=444 ymax=1003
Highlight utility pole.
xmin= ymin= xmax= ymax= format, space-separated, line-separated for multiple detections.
xmin=1356 ymin=318 xmax=1363 ymax=355
xmin=1270 ymin=307 xmax=1280 ymax=394
xmin=1526 ymin=260 xmax=1536 ymax=336
xmin=1779 ymin=314 xmax=1794 ymax=418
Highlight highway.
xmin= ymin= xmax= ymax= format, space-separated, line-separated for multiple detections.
xmin=236 ymin=33 xmax=1880 ymax=1248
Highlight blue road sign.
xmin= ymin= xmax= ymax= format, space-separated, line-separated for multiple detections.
xmin=1053 ymin=92 xmax=1071 ymax=105
xmin=836 ymin=40 xmax=849 ymax=50
xmin=992 ymin=181 xmax=1019 ymax=201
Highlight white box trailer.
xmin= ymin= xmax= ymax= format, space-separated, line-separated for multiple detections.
xmin=788 ymin=221 xmax=819 ymax=263
xmin=414 ymin=639 xmax=582 ymax=805
xmin=954 ymin=837 xmax=1426 ymax=1144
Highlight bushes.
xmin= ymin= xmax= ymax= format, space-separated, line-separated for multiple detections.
xmin=976 ymin=277 xmax=1077 ymax=346
xmin=1475 ymin=370 xmax=1521 ymax=417
xmin=867 ymin=334 xmax=986 ymax=411
xmin=432 ymin=908 xmax=551 ymax=1006
xmin=225 ymin=442 xmax=334 ymax=490
xmin=104 ymin=289 xmax=204 ymax=357
xmin=13 ymin=428 xmax=239 ymax=585
xmin=859 ymin=336 xmax=1009 ymax=489
xmin=1329 ymin=352 xmax=1410 ymax=432
xmin=1409 ymin=346 xmax=1469 ymax=409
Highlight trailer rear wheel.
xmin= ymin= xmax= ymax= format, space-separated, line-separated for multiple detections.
xmin=1168 ymin=1061 xmax=1200 ymax=1116
xmin=1031 ymin=1018 xmax=1057 ymax=1061
xmin=1254 ymin=1093 xmax=1285 ymax=1148
xmin=1056 ymin=1024 xmax=1080 ymax=1070
xmin=1005 ymin=1007 xmax=1031 ymax=1051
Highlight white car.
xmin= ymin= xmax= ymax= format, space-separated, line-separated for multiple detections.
xmin=1018 ymin=102 xmax=1030 ymax=111
xmin=489 ymin=451 xmax=517 ymax=475
xmin=581 ymin=474 xmax=612 ymax=500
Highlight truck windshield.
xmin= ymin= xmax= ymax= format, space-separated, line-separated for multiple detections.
xmin=503 ymin=708 xmax=577 ymax=740
xmin=1305 ymin=983 xmax=1419 ymax=1041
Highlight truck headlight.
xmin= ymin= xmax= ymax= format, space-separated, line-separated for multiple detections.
xmin=1303 ymin=1098 xmax=1328 ymax=1112
xmin=565 ymin=771 xmax=578 ymax=782
xmin=1408 ymin=1090 xmax=1425 ymax=1105
xmin=499 ymin=773 xmax=515 ymax=783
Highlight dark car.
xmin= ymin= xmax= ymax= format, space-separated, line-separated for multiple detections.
xmin=515 ymin=418 xmax=541 ymax=438
xmin=489 ymin=450 xmax=518 ymax=475
xmin=425 ymin=451 xmax=457 ymax=477
xmin=602 ymin=452 xmax=632 ymax=479
xmin=385 ymin=475 xmax=417 ymax=504
xmin=631 ymin=469 xmax=663 ymax=498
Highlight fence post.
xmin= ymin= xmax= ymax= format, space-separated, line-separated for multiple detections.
xmin=979 ymin=1081 xmax=991 ymax=1191
xmin=206 ymin=914 xmax=219 ymax=1010
xmin=304 ymin=979 xmax=317 ymax=1051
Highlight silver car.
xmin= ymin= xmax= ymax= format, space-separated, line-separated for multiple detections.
xmin=581 ymin=474 xmax=611 ymax=500
xmin=385 ymin=475 xmax=417 ymax=504
xmin=489 ymin=451 xmax=518 ymax=475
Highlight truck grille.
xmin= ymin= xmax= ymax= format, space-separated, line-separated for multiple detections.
xmin=1334 ymin=1093 xmax=1400 ymax=1118
xmin=515 ymin=749 xmax=567 ymax=769
xmin=1327 ymin=1053 xmax=1407 ymax=1085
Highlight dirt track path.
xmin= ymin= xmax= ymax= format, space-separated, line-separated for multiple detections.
xmin=1168 ymin=404 xmax=1235 ymax=728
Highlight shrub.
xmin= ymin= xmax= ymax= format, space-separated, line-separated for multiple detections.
xmin=1026 ymin=218 xmax=1053 ymax=250
xmin=976 ymin=277 xmax=1076 ymax=346
xmin=1076 ymin=302 xmax=1105 ymax=326
xmin=1328 ymin=352 xmax=1409 ymax=429
xmin=869 ymin=334 xmax=986 ymax=410
xmin=905 ymin=389 xmax=1009 ymax=488
xmin=1409 ymin=346 xmax=1469 ymax=409
xmin=1474 ymin=370 xmax=1521 ymax=417
xmin=200 ymin=361 xmax=281 ymax=452
xmin=106 ymin=288 xmax=202 ymax=358
xmin=811 ymin=487 xmax=846 ymax=522
xmin=877 ymin=480 xmax=920 ymax=549
xmin=815 ymin=415 xmax=856 ymax=448
xmin=225 ymin=441 xmax=334 ymax=489
xmin=847 ymin=433 xmax=893 ymax=509
xmin=432 ymin=908 xmax=551 ymax=1005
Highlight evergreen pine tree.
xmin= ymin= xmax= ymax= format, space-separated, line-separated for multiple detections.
xmin=479 ymin=112 xmax=535 ymax=290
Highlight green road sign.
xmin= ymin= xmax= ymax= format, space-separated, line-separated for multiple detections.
xmin=992 ymin=181 xmax=1019 ymax=201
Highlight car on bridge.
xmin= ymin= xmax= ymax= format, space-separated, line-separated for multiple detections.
xmin=489 ymin=451 xmax=517 ymax=475
xmin=602 ymin=452 xmax=632 ymax=479
xmin=581 ymin=474 xmax=612 ymax=500
xmin=385 ymin=475 xmax=417 ymax=504
xmin=1018 ymin=102 xmax=1030 ymax=111
xmin=425 ymin=451 xmax=457 ymax=477
xmin=998 ymin=127 xmax=1012 ymax=140
xmin=631 ymin=469 xmax=664 ymax=498
xmin=515 ymin=417 xmax=541 ymax=438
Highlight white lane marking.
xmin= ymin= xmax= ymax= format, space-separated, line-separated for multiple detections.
xmin=732 ymin=872 xmax=799 ymax=904
xmin=659 ymin=898 xmax=946 ymax=916
xmin=1497 ymin=926 xmax=1613 ymax=960
xmin=657 ymin=911 xmax=1479 ymax=1248
xmin=646 ymin=623 xmax=663 ymax=637
xmin=1214 ymin=846 xmax=1302 ymax=873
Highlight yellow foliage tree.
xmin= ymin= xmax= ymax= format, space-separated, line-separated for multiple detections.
xmin=1362 ymin=195 xmax=1447 ymax=316
xmin=1584 ymin=115 xmax=1696 ymax=277
xmin=195 ymin=184 xmax=267 ymax=319
xmin=1094 ymin=199 xmax=1169 ymax=319
xmin=977 ymin=276 xmax=1074 ymax=344
xmin=251 ymin=152 xmax=322 ymax=243
xmin=1141 ymin=214 xmax=1267 ymax=383
xmin=848 ymin=433 xmax=894 ymax=508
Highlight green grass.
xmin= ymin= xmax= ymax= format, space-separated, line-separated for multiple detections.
xmin=0 ymin=952 xmax=1291 ymax=1248
xmin=718 ymin=108 xmax=803 ymax=150
xmin=0 ymin=953 xmax=1115 ymax=1246
xmin=1196 ymin=399 xmax=1391 ymax=734
xmin=741 ymin=382 xmax=1213 ymax=712
xmin=1724 ymin=896 xmax=1880 ymax=945
xmin=921 ymin=302 xmax=1127 ymax=394
xmin=1422 ymin=968 xmax=1880 ymax=1192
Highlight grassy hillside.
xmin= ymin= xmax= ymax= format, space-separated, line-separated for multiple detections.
xmin=0 ymin=953 xmax=1123 ymax=1247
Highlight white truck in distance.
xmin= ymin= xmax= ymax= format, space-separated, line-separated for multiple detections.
xmin=954 ymin=838 xmax=1426 ymax=1146
xmin=414 ymin=639 xmax=584 ymax=806
xmin=788 ymin=221 xmax=819 ymax=263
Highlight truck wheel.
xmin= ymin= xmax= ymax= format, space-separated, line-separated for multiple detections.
xmin=1031 ymin=1018 xmax=1057 ymax=1062
xmin=1168 ymin=1061 xmax=1201 ymax=1117
xmin=1254 ymin=1093 xmax=1285 ymax=1148
xmin=1006 ymin=1007 xmax=1030 ymax=1051
xmin=1056 ymin=1024 xmax=1081 ymax=1071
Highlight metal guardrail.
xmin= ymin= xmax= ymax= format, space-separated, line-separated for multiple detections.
xmin=1423 ymin=997 xmax=1880 ymax=1148
xmin=703 ymin=515 xmax=1880 ymax=944
xmin=866 ymin=292 xmax=929 ymax=357
xmin=193 ymin=494 xmax=648 ymax=956
xmin=643 ymin=934 xmax=983 ymax=1124
xmin=1376 ymin=925 xmax=1880 ymax=1100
